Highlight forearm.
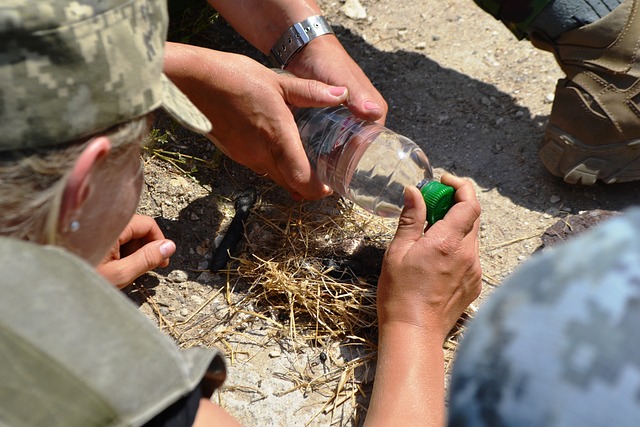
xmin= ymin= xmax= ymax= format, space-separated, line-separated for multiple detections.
xmin=364 ymin=322 xmax=446 ymax=427
xmin=163 ymin=42 xmax=247 ymax=99
xmin=207 ymin=0 xmax=324 ymax=53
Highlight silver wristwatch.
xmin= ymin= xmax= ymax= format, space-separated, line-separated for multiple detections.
xmin=268 ymin=15 xmax=335 ymax=69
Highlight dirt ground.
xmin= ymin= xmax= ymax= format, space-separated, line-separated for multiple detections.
xmin=129 ymin=0 xmax=640 ymax=425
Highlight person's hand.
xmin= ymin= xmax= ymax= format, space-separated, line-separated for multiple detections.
xmin=287 ymin=35 xmax=389 ymax=124
xmin=206 ymin=0 xmax=388 ymax=124
xmin=377 ymin=173 xmax=482 ymax=341
xmin=96 ymin=215 xmax=176 ymax=289
xmin=163 ymin=43 xmax=350 ymax=201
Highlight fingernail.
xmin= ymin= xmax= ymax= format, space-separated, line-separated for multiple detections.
xmin=364 ymin=101 xmax=380 ymax=111
xmin=329 ymin=86 xmax=347 ymax=97
xmin=159 ymin=240 xmax=176 ymax=257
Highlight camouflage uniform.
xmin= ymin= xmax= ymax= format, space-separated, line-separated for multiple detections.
xmin=448 ymin=208 xmax=640 ymax=426
xmin=472 ymin=0 xmax=553 ymax=39
xmin=0 ymin=238 xmax=226 ymax=426
xmin=0 ymin=0 xmax=211 ymax=152
xmin=0 ymin=1 xmax=222 ymax=425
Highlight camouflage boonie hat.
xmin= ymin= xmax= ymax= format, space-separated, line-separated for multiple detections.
xmin=448 ymin=208 xmax=640 ymax=426
xmin=0 ymin=0 xmax=212 ymax=152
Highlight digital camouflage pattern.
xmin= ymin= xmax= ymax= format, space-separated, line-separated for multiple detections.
xmin=0 ymin=0 xmax=211 ymax=152
xmin=448 ymin=208 xmax=640 ymax=426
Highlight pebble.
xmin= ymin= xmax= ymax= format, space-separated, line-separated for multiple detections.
xmin=437 ymin=115 xmax=449 ymax=124
xmin=341 ymin=0 xmax=367 ymax=19
xmin=550 ymin=195 xmax=561 ymax=204
xmin=191 ymin=295 xmax=205 ymax=305
xmin=168 ymin=269 xmax=189 ymax=283
xmin=197 ymin=271 xmax=215 ymax=283
xmin=269 ymin=349 xmax=282 ymax=358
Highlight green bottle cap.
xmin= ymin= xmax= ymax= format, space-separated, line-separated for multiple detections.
xmin=419 ymin=180 xmax=456 ymax=225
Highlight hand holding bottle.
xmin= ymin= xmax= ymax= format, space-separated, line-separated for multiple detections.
xmin=163 ymin=43 xmax=349 ymax=201
xmin=377 ymin=173 xmax=482 ymax=339
xmin=364 ymin=173 xmax=481 ymax=426
xmin=295 ymin=106 xmax=455 ymax=222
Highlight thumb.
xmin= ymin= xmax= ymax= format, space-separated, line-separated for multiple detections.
xmin=393 ymin=186 xmax=427 ymax=243
xmin=281 ymin=77 xmax=348 ymax=107
xmin=140 ymin=239 xmax=176 ymax=270
xmin=102 ymin=240 xmax=176 ymax=289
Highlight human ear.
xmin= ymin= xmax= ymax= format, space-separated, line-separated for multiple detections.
xmin=59 ymin=137 xmax=112 ymax=227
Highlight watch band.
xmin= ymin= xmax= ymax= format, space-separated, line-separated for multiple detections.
xmin=268 ymin=15 xmax=335 ymax=69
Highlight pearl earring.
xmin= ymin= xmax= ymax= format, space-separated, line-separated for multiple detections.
xmin=69 ymin=220 xmax=80 ymax=232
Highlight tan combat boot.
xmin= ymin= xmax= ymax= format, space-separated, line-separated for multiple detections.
xmin=531 ymin=0 xmax=640 ymax=184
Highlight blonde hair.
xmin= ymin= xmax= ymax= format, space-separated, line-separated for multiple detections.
xmin=0 ymin=117 xmax=150 ymax=244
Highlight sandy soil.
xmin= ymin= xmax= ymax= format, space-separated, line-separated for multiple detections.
xmin=129 ymin=1 xmax=640 ymax=425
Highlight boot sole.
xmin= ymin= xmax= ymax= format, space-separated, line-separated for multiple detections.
xmin=539 ymin=124 xmax=640 ymax=185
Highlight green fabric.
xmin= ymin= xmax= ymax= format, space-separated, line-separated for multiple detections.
xmin=0 ymin=325 xmax=119 ymax=427
xmin=0 ymin=238 xmax=222 ymax=427
xmin=0 ymin=0 xmax=211 ymax=152
xmin=473 ymin=0 xmax=554 ymax=39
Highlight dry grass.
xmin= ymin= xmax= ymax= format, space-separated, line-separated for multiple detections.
xmin=135 ymin=137 xmax=479 ymax=420
xmin=151 ymin=186 xmax=476 ymax=421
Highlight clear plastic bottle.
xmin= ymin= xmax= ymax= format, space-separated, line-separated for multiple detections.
xmin=294 ymin=105 xmax=455 ymax=224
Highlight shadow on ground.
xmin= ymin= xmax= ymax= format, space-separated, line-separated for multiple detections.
xmin=171 ymin=13 xmax=640 ymax=219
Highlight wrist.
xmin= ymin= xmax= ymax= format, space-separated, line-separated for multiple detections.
xmin=379 ymin=318 xmax=446 ymax=346
xmin=267 ymin=15 xmax=335 ymax=69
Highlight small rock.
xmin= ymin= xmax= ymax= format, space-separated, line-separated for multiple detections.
xmin=437 ymin=115 xmax=449 ymax=124
xmin=550 ymin=195 xmax=561 ymax=204
xmin=269 ymin=349 xmax=282 ymax=358
xmin=168 ymin=270 xmax=189 ymax=283
xmin=544 ymin=93 xmax=555 ymax=104
xmin=416 ymin=41 xmax=427 ymax=50
xmin=190 ymin=295 xmax=205 ymax=305
xmin=179 ymin=308 xmax=189 ymax=317
xmin=341 ymin=0 xmax=367 ymax=19
xmin=195 ymin=245 xmax=208 ymax=256
xmin=197 ymin=271 xmax=215 ymax=283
